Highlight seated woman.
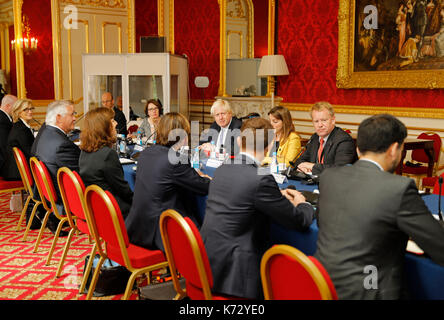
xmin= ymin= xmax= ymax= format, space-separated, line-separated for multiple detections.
xmin=2 ymin=99 xmax=36 ymax=180
xmin=125 ymin=112 xmax=211 ymax=251
xmin=79 ymin=107 xmax=133 ymax=218
xmin=262 ymin=106 xmax=301 ymax=167
xmin=138 ymin=99 xmax=162 ymax=142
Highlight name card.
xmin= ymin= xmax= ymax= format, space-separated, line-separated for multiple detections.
xmin=272 ymin=173 xmax=287 ymax=185
xmin=134 ymin=145 xmax=145 ymax=152
xmin=206 ymin=158 xmax=224 ymax=168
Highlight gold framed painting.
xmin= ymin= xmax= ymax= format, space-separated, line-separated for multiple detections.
xmin=337 ymin=0 xmax=444 ymax=89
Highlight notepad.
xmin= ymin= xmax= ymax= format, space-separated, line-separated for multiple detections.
xmin=406 ymin=240 xmax=424 ymax=255
xmin=206 ymin=158 xmax=224 ymax=168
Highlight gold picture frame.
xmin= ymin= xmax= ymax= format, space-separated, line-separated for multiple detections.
xmin=337 ymin=0 xmax=444 ymax=89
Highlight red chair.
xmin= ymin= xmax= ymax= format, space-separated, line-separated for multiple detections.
xmin=159 ymin=209 xmax=246 ymax=300
xmin=128 ymin=125 xmax=139 ymax=134
xmin=260 ymin=244 xmax=338 ymax=300
xmin=12 ymin=147 xmax=36 ymax=231
xmin=29 ymin=157 xmax=70 ymax=265
xmin=56 ymin=167 xmax=96 ymax=287
xmin=403 ymin=132 xmax=442 ymax=187
xmin=84 ymin=185 xmax=168 ymax=300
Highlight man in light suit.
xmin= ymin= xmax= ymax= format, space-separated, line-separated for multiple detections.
xmin=33 ymin=100 xmax=80 ymax=235
xmin=0 ymin=94 xmax=17 ymax=171
xmin=200 ymin=117 xmax=314 ymax=299
xmin=315 ymin=114 xmax=444 ymax=299
xmin=199 ymin=99 xmax=242 ymax=156
xmin=294 ymin=101 xmax=357 ymax=175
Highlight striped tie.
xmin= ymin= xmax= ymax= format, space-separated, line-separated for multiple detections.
xmin=318 ymin=138 xmax=324 ymax=164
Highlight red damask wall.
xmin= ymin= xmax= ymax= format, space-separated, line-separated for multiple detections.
xmin=135 ymin=0 xmax=158 ymax=53
xmin=22 ymin=0 xmax=54 ymax=100
xmin=174 ymin=0 xmax=220 ymax=100
xmin=253 ymin=0 xmax=268 ymax=58
xmin=276 ymin=0 xmax=444 ymax=109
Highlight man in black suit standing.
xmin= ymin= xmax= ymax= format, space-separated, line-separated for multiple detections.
xmin=33 ymin=100 xmax=80 ymax=235
xmin=315 ymin=114 xmax=444 ymax=299
xmin=294 ymin=101 xmax=357 ymax=175
xmin=199 ymin=99 xmax=242 ymax=156
xmin=102 ymin=92 xmax=128 ymax=136
xmin=200 ymin=117 xmax=314 ymax=299
xmin=0 ymin=94 xmax=17 ymax=172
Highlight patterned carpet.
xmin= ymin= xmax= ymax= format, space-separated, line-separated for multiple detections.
xmin=0 ymin=192 xmax=137 ymax=300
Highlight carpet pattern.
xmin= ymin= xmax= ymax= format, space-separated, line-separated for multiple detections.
xmin=0 ymin=193 xmax=138 ymax=300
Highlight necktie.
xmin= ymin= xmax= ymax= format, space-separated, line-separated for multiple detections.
xmin=318 ymin=138 xmax=324 ymax=164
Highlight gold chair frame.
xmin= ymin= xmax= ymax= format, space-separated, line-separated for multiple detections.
xmin=29 ymin=157 xmax=69 ymax=265
xmin=56 ymin=167 xmax=96 ymax=291
xmin=84 ymin=185 xmax=168 ymax=300
xmin=159 ymin=209 xmax=213 ymax=300
xmin=12 ymin=147 xmax=40 ymax=233
xmin=260 ymin=244 xmax=334 ymax=300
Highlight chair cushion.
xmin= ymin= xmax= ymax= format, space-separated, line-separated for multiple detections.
xmin=422 ymin=176 xmax=437 ymax=189
xmin=403 ymin=166 xmax=429 ymax=175
xmin=107 ymin=242 xmax=166 ymax=269
xmin=0 ymin=180 xmax=23 ymax=190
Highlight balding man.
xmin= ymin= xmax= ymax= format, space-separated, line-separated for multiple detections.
xmin=0 ymin=94 xmax=17 ymax=171
xmin=101 ymin=92 xmax=127 ymax=135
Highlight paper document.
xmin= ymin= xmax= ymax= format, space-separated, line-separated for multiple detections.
xmin=119 ymin=158 xmax=136 ymax=164
xmin=406 ymin=240 xmax=424 ymax=255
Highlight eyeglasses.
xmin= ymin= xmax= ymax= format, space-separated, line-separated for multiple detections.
xmin=23 ymin=107 xmax=35 ymax=113
xmin=147 ymin=108 xmax=158 ymax=112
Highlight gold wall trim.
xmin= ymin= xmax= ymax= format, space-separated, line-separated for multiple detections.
xmin=283 ymin=102 xmax=444 ymax=119
xmin=60 ymin=0 xmax=126 ymax=9
xmin=227 ymin=30 xmax=243 ymax=58
xmin=13 ymin=0 xmax=25 ymax=98
xmin=51 ymin=0 xmax=63 ymax=99
xmin=157 ymin=0 xmax=164 ymax=36
xmin=219 ymin=0 xmax=227 ymax=96
xmin=102 ymin=21 xmax=122 ymax=53
xmin=169 ymin=0 xmax=174 ymax=54
xmin=127 ymin=0 xmax=135 ymax=53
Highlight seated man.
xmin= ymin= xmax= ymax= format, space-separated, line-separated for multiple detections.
xmin=200 ymin=117 xmax=314 ymax=299
xmin=102 ymin=92 xmax=128 ymax=135
xmin=199 ymin=99 xmax=242 ymax=156
xmin=33 ymin=100 xmax=80 ymax=235
xmin=0 ymin=94 xmax=17 ymax=171
xmin=315 ymin=114 xmax=444 ymax=300
xmin=293 ymin=101 xmax=357 ymax=175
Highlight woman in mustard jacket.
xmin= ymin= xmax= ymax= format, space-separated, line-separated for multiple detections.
xmin=262 ymin=106 xmax=301 ymax=167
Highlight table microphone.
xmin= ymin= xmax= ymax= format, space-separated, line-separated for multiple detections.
xmin=438 ymin=177 xmax=443 ymax=221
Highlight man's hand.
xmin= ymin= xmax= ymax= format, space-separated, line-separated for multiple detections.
xmin=200 ymin=143 xmax=215 ymax=152
xmin=297 ymin=162 xmax=315 ymax=173
xmin=282 ymin=188 xmax=306 ymax=206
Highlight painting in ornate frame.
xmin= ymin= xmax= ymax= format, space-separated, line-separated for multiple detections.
xmin=337 ymin=0 xmax=444 ymax=89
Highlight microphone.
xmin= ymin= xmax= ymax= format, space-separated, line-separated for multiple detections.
xmin=144 ymin=131 xmax=156 ymax=146
xmin=438 ymin=177 xmax=443 ymax=221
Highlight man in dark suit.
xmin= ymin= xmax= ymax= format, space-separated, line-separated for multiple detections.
xmin=293 ymin=101 xmax=357 ymax=175
xmin=102 ymin=92 xmax=128 ymax=135
xmin=0 ymin=94 xmax=17 ymax=172
xmin=315 ymin=114 xmax=444 ymax=300
xmin=199 ymin=99 xmax=242 ymax=156
xmin=200 ymin=117 xmax=314 ymax=299
xmin=33 ymin=100 xmax=80 ymax=235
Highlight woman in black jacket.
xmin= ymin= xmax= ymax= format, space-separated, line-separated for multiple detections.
xmin=79 ymin=107 xmax=133 ymax=218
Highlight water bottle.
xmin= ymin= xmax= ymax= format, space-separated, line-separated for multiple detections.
xmin=270 ymin=152 xmax=279 ymax=174
xmin=191 ymin=147 xmax=200 ymax=169
xmin=119 ymin=135 xmax=127 ymax=157
xmin=210 ymin=141 xmax=216 ymax=159
xmin=136 ymin=130 xmax=143 ymax=146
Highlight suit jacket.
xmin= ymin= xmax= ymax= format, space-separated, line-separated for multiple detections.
xmin=315 ymin=160 xmax=444 ymax=300
xmin=79 ymin=146 xmax=133 ymax=218
xmin=200 ymin=155 xmax=315 ymax=299
xmin=293 ymin=126 xmax=357 ymax=175
xmin=199 ymin=117 xmax=243 ymax=156
xmin=125 ymin=144 xmax=210 ymax=251
xmin=0 ymin=109 xmax=12 ymax=170
xmin=114 ymin=107 xmax=128 ymax=135
xmin=34 ymin=125 xmax=80 ymax=202
xmin=262 ymin=131 xmax=301 ymax=167
xmin=30 ymin=122 xmax=46 ymax=156
xmin=1 ymin=120 xmax=35 ymax=180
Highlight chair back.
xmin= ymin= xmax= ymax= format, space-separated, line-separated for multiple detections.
xmin=128 ymin=124 xmax=139 ymax=134
xmin=412 ymin=132 xmax=442 ymax=164
xmin=260 ymin=244 xmax=337 ymax=300
xmin=13 ymin=147 xmax=34 ymax=193
xmin=84 ymin=185 xmax=131 ymax=267
xmin=160 ymin=209 xmax=214 ymax=300
xmin=432 ymin=172 xmax=444 ymax=196
xmin=57 ymin=167 xmax=89 ymax=233
xmin=29 ymin=157 xmax=60 ymax=216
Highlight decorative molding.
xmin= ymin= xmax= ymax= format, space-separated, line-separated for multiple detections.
xmin=157 ymin=0 xmax=164 ymax=36
xmin=60 ymin=0 xmax=126 ymax=9
xmin=13 ymin=0 xmax=25 ymax=98
xmin=227 ymin=0 xmax=245 ymax=18
xmin=169 ymin=0 xmax=174 ymax=54
xmin=127 ymin=0 xmax=135 ymax=53
xmin=227 ymin=30 xmax=243 ymax=58
xmin=101 ymin=21 xmax=122 ymax=53
xmin=283 ymin=102 xmax=444 ymax=119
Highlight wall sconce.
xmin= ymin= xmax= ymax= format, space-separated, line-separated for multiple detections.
xmin=11 ymin=15 xmax=38 ymax=54
xmin=258 ymin=55 xmax=289 ymax=109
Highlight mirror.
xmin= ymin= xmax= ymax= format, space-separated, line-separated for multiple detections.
xmin=220 ymin=0 xmax=275 ymax=97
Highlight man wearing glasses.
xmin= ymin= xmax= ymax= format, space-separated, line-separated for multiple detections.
xmin=293 ymin=101 xmax=357 ymax=175
xmin=102 ymin=92 xmax=128 ymax=135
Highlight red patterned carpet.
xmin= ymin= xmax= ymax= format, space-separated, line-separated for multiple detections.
xmin=0 ymin=193 xmax=137 ymax=300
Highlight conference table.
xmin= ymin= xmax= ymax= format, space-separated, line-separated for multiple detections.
xmin=122 ymin=160 xmax=444 ymax=300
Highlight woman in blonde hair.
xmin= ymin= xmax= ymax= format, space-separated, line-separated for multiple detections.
xmin=262 ymin=106 xmax=301 ymax=167
xmin=79 ymin=107 xmax=133 ymax=218
xmin=2 ymin=99 xmax=36 ymax=180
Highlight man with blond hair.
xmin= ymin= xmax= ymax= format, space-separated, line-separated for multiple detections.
xmin=293 ymin=101 xmax=357 ymax=175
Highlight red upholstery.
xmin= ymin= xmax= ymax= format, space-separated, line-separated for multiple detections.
xmin=432 ymin=172 xmax=444 ymax=195
xmin=15 ymin=148 xmax=33 ymax=187
xmin=128 ymin=125 xmax=139 ymax=134
xmin=31 ymin=160 xmax=57 ymax=203
xmin=403 ymin=133 xmax=442 ymax=175
xmin=0 ymin=179 xmax=23 ymax=190
xmin=422 ymin=176 xmax=438 ymax=189
xmin=165 ymin=216 xmax=213 ymax=294
xmin=107 ymin=242 xmax=165 ymax=269
xmin=59 ymin=170 xmax=87 ymax=221
xmin=308 ymin=256 xmax=338 ymax=300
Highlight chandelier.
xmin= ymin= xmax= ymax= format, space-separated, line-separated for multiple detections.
xmin=11 ymin=15 xmax=38 ymax=54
